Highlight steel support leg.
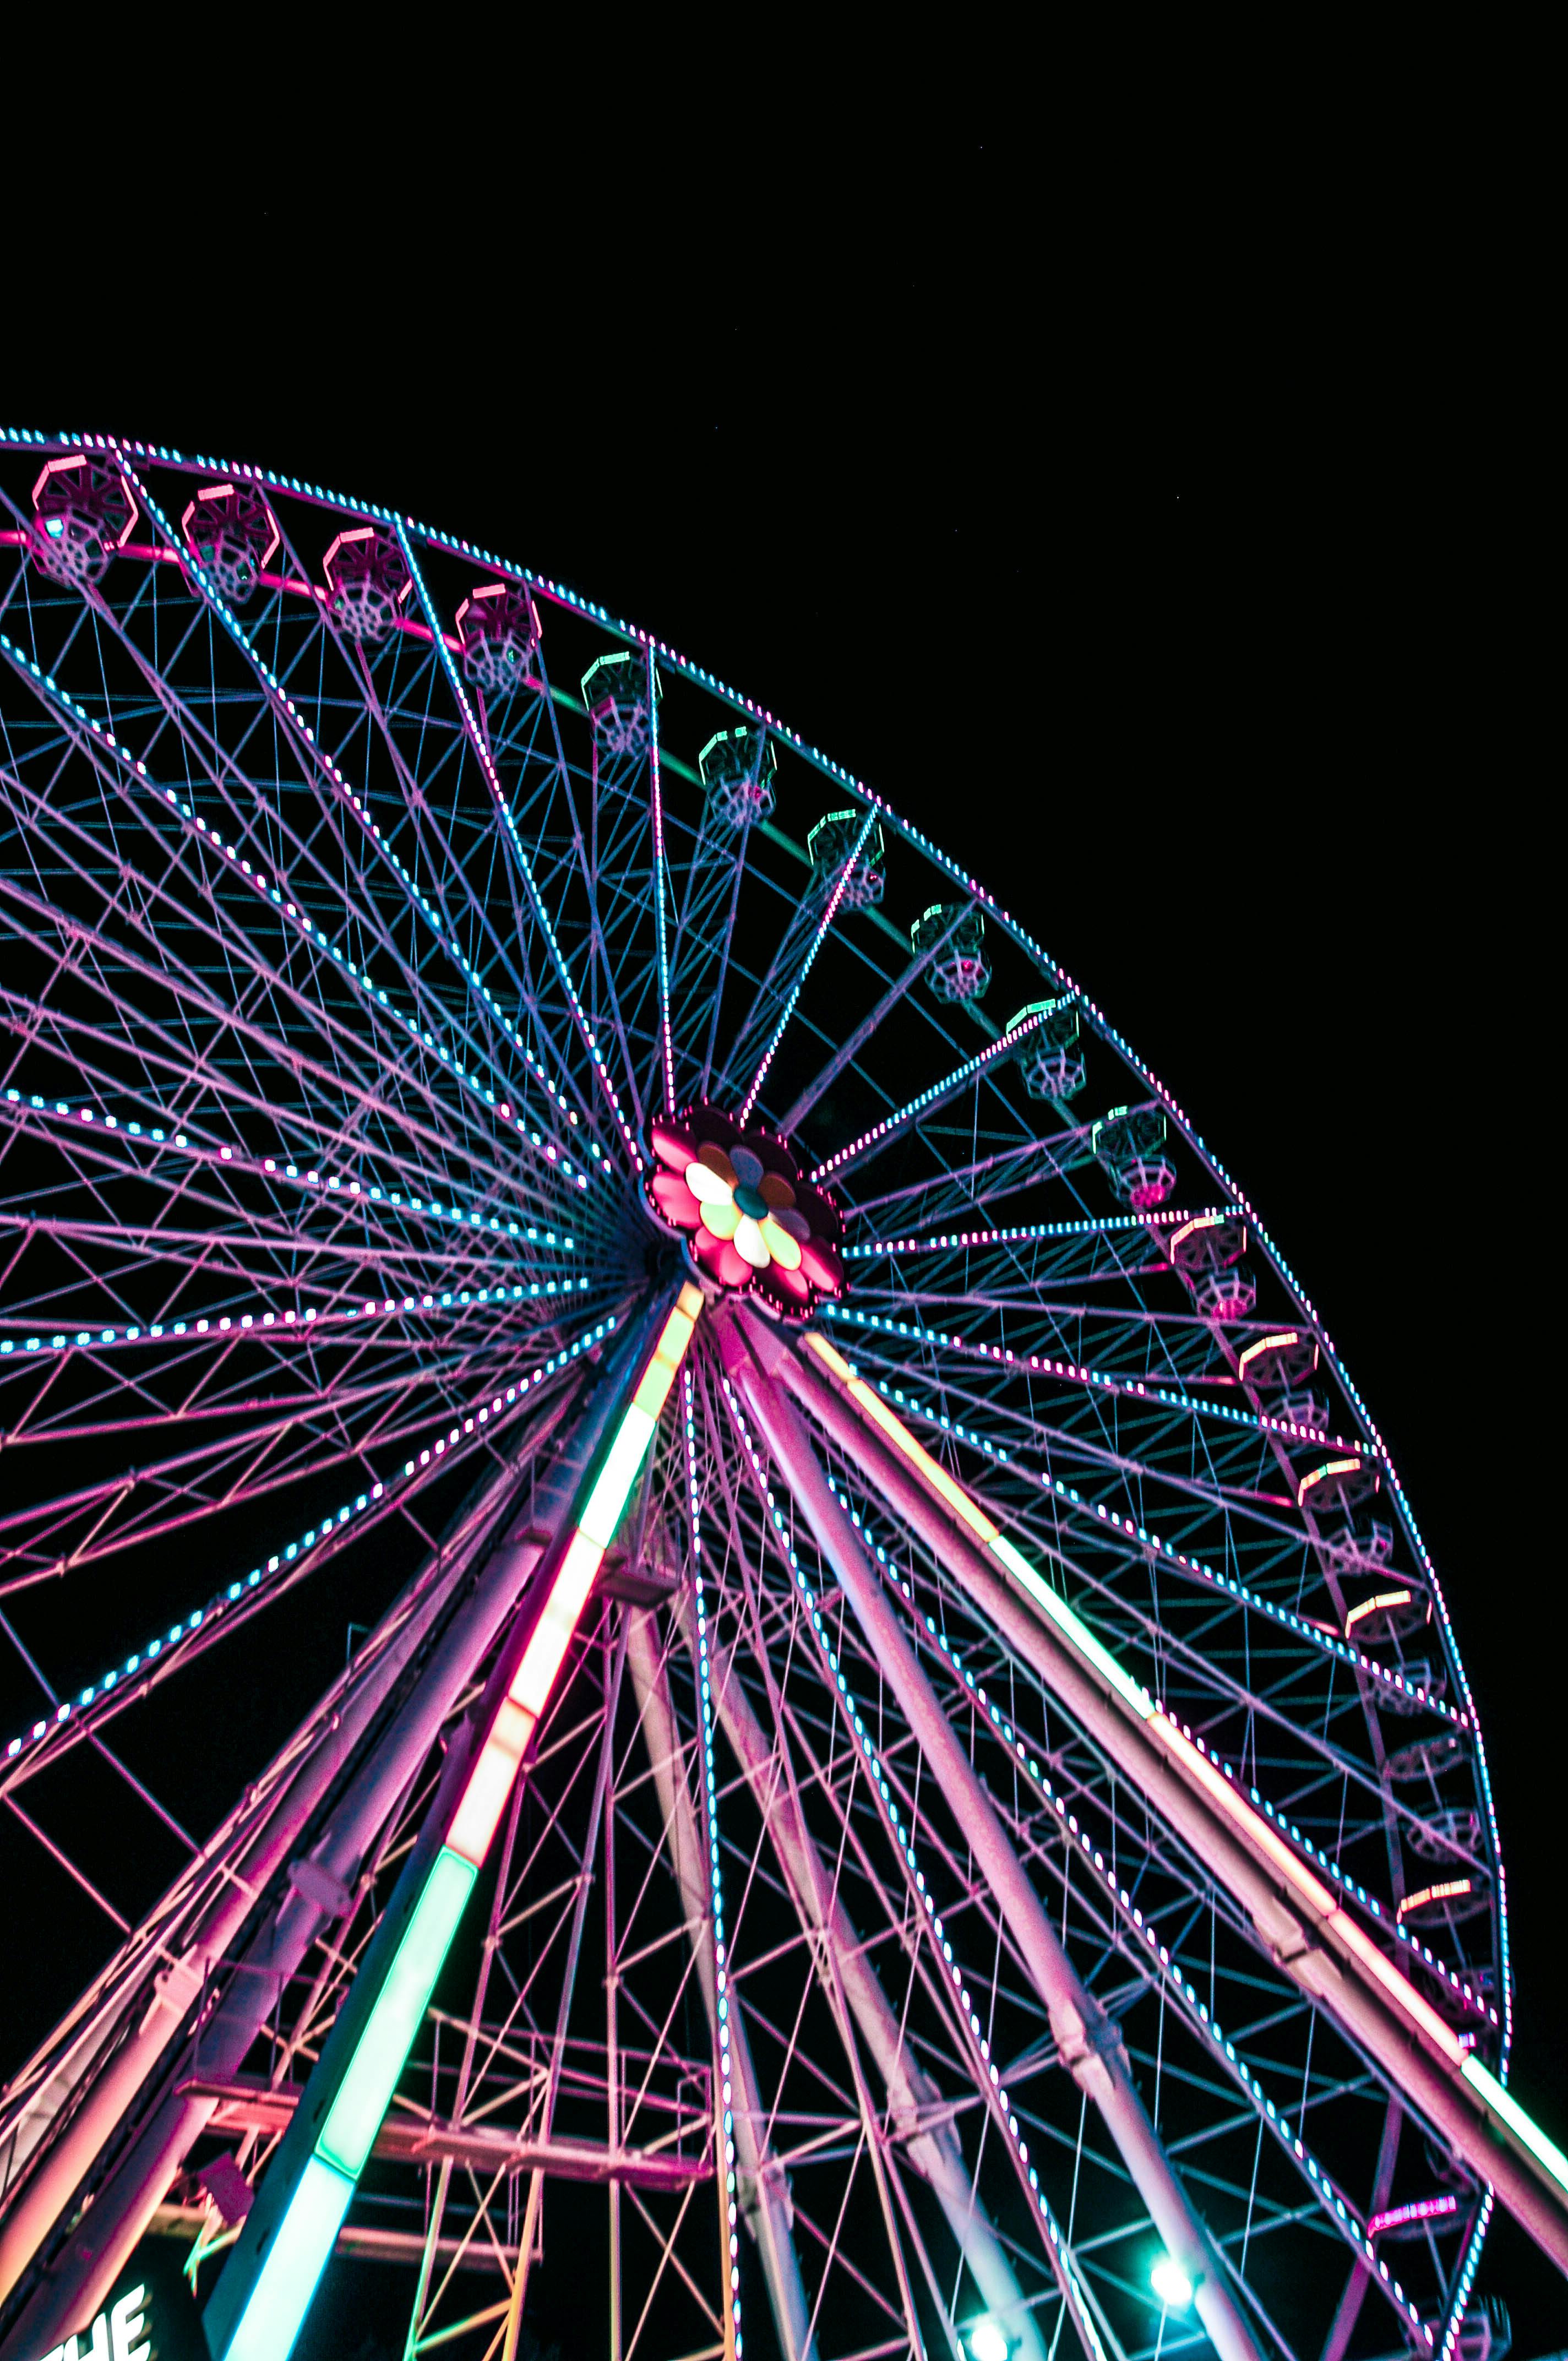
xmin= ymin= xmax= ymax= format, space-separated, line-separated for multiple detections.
xmin=774 ymin=1326 xmax=1568 ymax=2283
xmin=624 ymin=1607 xmax=819 ymax=2361
xmin=694 ymin=1592 xmax=1048 ymax=2361
xmin=0 ymin=1400 xmax=576 ymax=2353
xmin=732 ymin=1308 xmax=1263 ymax=2361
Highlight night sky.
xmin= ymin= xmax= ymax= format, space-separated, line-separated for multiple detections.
xmin=9 ymin=131 xmax=1562 ymax=2352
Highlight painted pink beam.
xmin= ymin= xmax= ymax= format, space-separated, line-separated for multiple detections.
xmin=781 ymin=1330 xmax=1568 ymax=2283
xmin=729 ymin=1307 xmax=1264 ymax=2361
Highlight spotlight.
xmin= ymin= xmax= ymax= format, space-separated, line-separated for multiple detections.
xmin=1151 ymin=2254 xmax=1194 ymax=2309
xmin=967 ymin=2323 xmax=1012 ymax=2361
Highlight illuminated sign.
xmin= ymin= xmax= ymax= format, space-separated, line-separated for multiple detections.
xmin=30 ymin=2283 xmax=149 ymax=2361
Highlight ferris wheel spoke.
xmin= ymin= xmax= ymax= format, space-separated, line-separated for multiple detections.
xmin=797 ymin=1422 xmax=1477 ymax=2353
xmin=1 ymin=1319 xmax=617 ymax=1810
xmin=809 ymin=1003 xmax=1060 ymax=1192
xmin=658 ymin=787 xmax=754 ymax=1109
xmin=398 ymin=528 xmax=644 ymax=1174
xmin=118 ymin=467 xmax=591 ymax=1140
xmin=0 ymin=686 xmax=591 ymax=1228
xmin=777 ymin=906 xmax=979 ymax=1141
xmin=712 ymin=803 xmax=880 ymax=1125
xmin=841 ymin=1130 xmax=1102 ymax=1242
xmin=0 ymin=796 xmax=602 ymax=1253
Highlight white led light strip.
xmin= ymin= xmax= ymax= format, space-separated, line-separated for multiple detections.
xmin=826 ymin=1298 xmax=1363 ymax=1455
xmin=395 ymin=520 xmax=645 ymax=1176
xmin=822 ymin=1472 xmax=1438 ymax=2335
xmin=0 ymin=629 xmax=594 ymax=1192
xmin=2 ymin=1309 xmax=623 ymax=1771
xmin=809 ymin=1004 xmax=1050 ymax=1181
xmin=720 ymin=1373 xmax=1109 ymax=2357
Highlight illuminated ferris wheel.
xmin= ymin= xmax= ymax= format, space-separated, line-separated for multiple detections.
xmin=0 ymin=429 xmax=1561 ymax=2361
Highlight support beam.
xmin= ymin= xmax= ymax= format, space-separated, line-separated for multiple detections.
xmin=624 ymin=1607 xmax=819 ymax=2361
xmin=776 ymin=1328 xmax=1568 ymax=2282
xmin=0 ymin=1394 xmax=576 ymax=2350
xmin=732 ymin=1305 xmax=1264 ymax=2361
xmin=695 ymin=1596 xmax=1048 ymax=2361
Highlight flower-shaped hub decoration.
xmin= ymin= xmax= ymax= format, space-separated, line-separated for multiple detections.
xmin=648 ymin=1107 xmax=844 ymax=1314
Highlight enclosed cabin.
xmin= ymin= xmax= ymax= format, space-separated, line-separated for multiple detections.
xmin=910 ymin=902 xmax=991 ymax=1004
xmin=807 ymin=809 xmax=885 ymax=910
xmin=1010 ymin=997 xmax=1085 ymax=1098
xmin=29 ymin=454 xmax=137 ymax=589
xmin=457 ymin=581 xmax=541 ymax=697
xmin=582 ymin=650 xmax=658 ymax=760
xmin=181 ymin=481 xmax=279 ymax=606
xmin=699 ymin=726 xmax=776 ymax=828
xmin=1092 ymin=1105 xmax=1176 ymax=1207
xmin=323 ymin=526 xmax=412 ymax=644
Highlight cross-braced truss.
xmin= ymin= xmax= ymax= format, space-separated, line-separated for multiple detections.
xmin=0 ymin=428 xmax=1545 ymax=2361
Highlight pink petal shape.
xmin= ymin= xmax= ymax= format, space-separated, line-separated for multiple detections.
xmin=799 ymin=1237 xmax=843 ymax=1296
xmin=651 ymin=1118 xmax=696 ymax=1174
xmin=765 ymin=1261 xmax=812 ymax=1306
xmin=714 ymin=1240 xmax=752 ymax=1289
xmin=651 ymin=1171 xmax=701 ymax=1228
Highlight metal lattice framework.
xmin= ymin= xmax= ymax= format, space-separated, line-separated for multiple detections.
xmin=0 ymin=428 xmax=1559 ymax=2361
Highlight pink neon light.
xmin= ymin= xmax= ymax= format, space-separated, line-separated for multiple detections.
xmin=1237 ymin=1329 xmax=1306 ymax=1377
xmin=1345 ymin=1590 xmax=1413 ymax=1634
xmin=1368 ymin=2193 xmax=1458 ymax=2237
xmin=179 ymin=482 xmax=281 ymax=572
xmin=1166 ymin=1212 xmax=1234 ymax=1258
xmin=1397 ymin=1880 xmax=1473 ymax=1923
xmin=1297 ymin=1456 xmax=1368 ymax=1507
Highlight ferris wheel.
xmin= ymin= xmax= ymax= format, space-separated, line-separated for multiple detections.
xmin=0 ymin=429 xmax=1560 ymax=2361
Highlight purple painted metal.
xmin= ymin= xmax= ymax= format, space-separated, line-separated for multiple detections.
xmin=0 ymin=1392 xmax=585 ymax=2357
xmin=773 ymin=1332 xmax=1568 ymax=2282
xmin=730 ymin=1306 xmax=1264 ymax=2361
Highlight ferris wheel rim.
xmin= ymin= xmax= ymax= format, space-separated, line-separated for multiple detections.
xmin=0 ymin=422 xmax=1538 ymax=2359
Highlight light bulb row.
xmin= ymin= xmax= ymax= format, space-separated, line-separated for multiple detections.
xmin=845 ymin=1205 xmax=1229 ymax=1258
xmin=826 ymin=1300 xmax=1360 ymax=1454
xmin=719 ymin=1378 xmax=1108 ymax=2354
xmin=810 ymin=1004 xmax=1050 ymax=1181
xmin=2 ymin=1309 xmax=620 ymax=1771
xmin=0 ymin=625 xmax=592 ymax=1197
xmin=395 ymin=520 xmax=644 ymax=1178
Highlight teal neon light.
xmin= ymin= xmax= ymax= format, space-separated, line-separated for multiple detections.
xmin=987 ymin=1533 xmax=1153 ymax=1722
xmin=221 ymin=2157 xmax=354 ymax=2361
xmin=1462 ymin=2058 xmax=1568 ymax=2195
xmin=317 ymin=1847 xmax=476 ymax=2179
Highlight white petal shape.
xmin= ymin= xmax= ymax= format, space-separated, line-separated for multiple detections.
xmin=733 ymin=1215 xmax=771 ymax=1269
xmin=686 ymin=1160 xmax=734 ymax=1206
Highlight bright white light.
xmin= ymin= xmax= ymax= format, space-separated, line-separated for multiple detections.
xmin=1151 ymin=2254 xmax=1194 ymax=2309
xmin=967 ymin=2323 xmax=1011 ymax=2361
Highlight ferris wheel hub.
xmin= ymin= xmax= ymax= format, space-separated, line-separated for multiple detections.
xmin=646 ymin=1106 xmax=843 ymax=1315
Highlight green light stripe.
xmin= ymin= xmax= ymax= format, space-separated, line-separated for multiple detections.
xmin=222 ymin=2155 xmax=355 ymax=2361
xmin=316 ymin=1846 xmax=476 ymax=2179
xmin=988 ymin=1533 xmax=1153 ymax=1722
xmin=579 ymin=1403 xmax=656 ymax=1548
xmin=1462 ymin=2057 xmax=1568 ymax=2195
